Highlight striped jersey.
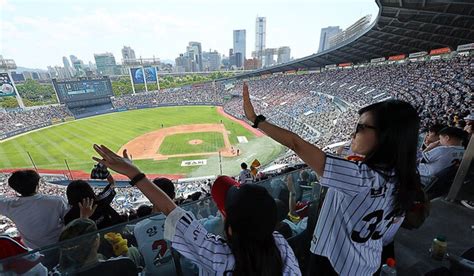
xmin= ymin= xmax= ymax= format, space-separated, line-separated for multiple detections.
xmin=164 ymin=207 xmax=301 ymax=276
xmin=238 ymin=169 xmax=254 ymax=184
xmin=418 ymin=145 xmax=464 ymax=177
xmin=310 ymin=155 xmax=402 ymax=275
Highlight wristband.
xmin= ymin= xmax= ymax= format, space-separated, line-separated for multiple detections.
xmin=252 ymin=115 xmax=266 ymax=128
xmin=129 ymin=173 xmax=146 ymax=186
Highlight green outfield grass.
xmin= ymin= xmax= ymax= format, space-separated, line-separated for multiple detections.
xmin=158 ymin=132 xmax=225 ymax=155
xmin=0 ymin=106 xmax=284 ymax=177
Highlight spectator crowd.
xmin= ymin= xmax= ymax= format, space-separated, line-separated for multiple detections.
xmin=0 ymin=53 xmax=472 ymax=275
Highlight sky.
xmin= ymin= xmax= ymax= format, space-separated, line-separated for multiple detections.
xmin=0 ymin=0 xmax=378 ymax=69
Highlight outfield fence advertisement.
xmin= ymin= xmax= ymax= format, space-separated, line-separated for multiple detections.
xmin=0 ymin=73 xmax=17 ymax=98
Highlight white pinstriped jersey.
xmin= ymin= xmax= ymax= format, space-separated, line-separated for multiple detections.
xmin=164 ymin=207 xmax=301 ymax=276
xmin=310 ymin=155 xmax=402 ymax=276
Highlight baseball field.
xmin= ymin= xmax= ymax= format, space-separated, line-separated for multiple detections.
xmin=0 ymin=106 xmax=284 ymax=179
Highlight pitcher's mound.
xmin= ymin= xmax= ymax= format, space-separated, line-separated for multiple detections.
xmin=188 ymin=139 xmax=203 ymax=145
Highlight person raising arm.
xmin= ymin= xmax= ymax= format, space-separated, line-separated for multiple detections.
xmin=92 ymin=146 xmax=301 ymax=276
xmin=243 ymin=83 xmax=326 ymax=177
xmin=242 ymin=82 xmax=421 ymax=276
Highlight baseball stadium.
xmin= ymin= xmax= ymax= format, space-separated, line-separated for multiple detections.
xmin=0 ymin=105 xmax=283 ymax=179
xmin=0 ymin=0 xmax=473 ymax=275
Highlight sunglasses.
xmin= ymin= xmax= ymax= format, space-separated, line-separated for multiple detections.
xmin=355 ymin=123 xmax=377 ymax=133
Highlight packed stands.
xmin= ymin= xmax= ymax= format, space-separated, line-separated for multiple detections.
xmin=0 ymin=106 xmax=73 ymax=138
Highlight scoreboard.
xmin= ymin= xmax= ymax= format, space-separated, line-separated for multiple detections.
xmin=52 ymin=77 xmax=113 ymax=108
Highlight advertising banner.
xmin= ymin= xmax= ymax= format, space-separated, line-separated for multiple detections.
xmin=0 ymin=73 xmax=17 ymax=97
xmin=130 ymin=67 xmax=145 ymax=84
xmin=457 ymin=43 xmax=474 ymax=52
xmin=144 ymin=67 xmax=157 ymax=82
xmin=370 ymin=57 xmax=385 ymax=63
xmin=338 ymin=63 xmax=352 ymax=67
xmin=409 ymin=51 xmax=428 ymax=58
xmin=388 ymin=54 xmax=406 ymax=61
xmin=430 ymin=47 xmax=451 ymax=55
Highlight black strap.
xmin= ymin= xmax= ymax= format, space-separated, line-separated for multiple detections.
xmin=252 ymin=115 xmax=266 ymax=128
xmin=129 ymin=173 xmax=146 ymax=186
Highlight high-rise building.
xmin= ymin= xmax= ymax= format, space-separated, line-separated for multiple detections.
xmin=255 ymin=17 xmax=266 ymax=60
xmin=277 ymin=46 xmax=291 ymax=64
xmin=318 ymin=26 xmax=342 ymax=52
xmin=328 ymin=15 xmax=372 ymax=49
xmin=62 ymin=56 xmax=74 ymax=77
xmin=187 ymin=42 xmax=203 ymax=71
xmin=69 ymin=55 xmax=78 ymax=64
xmin=38 ymin=72 xmax=51 ymax=80
xmin=262 ymin=48 xmax=276 ymax=67
xmin=228 ymin=49 xmax=237 ymax=68
xmin=233 ymin=30 xmax=246 ymax=67
xmin=94 ymin=52 xmax=117 ymax=76
xmin=175 ymin=54 xmax=193 ymax=72
xmin=121 ymin=46 xmax=136 ymax=61
xmin=203 ymin=50 xmax=221 ymax=71
xmin=62 ymin=56 xmax=71 ymax=69
xmin=244 ymin=58 xmax=261 ymax=70
xmin=48 ymin=66 xmax=71 ymax=79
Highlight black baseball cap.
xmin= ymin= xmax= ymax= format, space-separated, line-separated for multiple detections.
xmin=224 ymin=184 xmax=277 ymax=239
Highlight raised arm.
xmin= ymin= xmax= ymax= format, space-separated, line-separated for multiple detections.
xmin=286 ymin=175 xmax=297 ymax=216
xmin=93 ymin=145 xmax=177 ymax=215
xmin=242 ymin=82 xmax=326 ymax=176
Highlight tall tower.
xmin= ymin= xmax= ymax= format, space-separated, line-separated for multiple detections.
xmin=255 ymin=17 xmax=266 ymax=60
xmin=318 ymin=26 xmax=341 ymax=52
xmin=233 ymin=30 xmax=246 ymax=67
xmin=188 ymin=42 xmax=203 ymax=71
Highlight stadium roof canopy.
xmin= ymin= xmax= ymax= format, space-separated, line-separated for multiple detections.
xmin=228 ymin=0 xmax=474 ymax=79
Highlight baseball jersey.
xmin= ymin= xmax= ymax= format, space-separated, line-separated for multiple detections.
xmin=164 ymin=207 xmax=301 ymax=276
xmin=418 ymin=146 xmax=465 ymax=177
xmin=134 ymin=213 xmax=175 ymax=275
xmin=238 ymin=169 xmax=254 ymax=184
xmin=310 ymin=155 xmax=402 ymax=276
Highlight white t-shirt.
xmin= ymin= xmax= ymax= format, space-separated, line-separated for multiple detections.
xmin=133 ymin=213 xmax=175 ymax=275
xmin=164 ymin=207 xmax=301 ymax=276
xmin=418 ymin=145 xmax=465 ymax=177
xmin=238 ymin=169 xmax=254 ymax=184
xmin=0 ymin=194 xmax=69 ymax=249
xmin=310 ymin=155 xmax=403 ymax=276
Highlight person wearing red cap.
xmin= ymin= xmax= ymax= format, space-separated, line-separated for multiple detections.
xmin=0 ymin=235 xmax=47 ymax=275
xmin=92 ymin=145 xmax=301 ymax=275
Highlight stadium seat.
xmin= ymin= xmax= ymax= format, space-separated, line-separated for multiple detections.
xmin=424 ymin=165 xmax=459 ymax=200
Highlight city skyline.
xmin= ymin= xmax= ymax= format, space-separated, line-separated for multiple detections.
xmin=0 ymin=0 xmax=377 ymax=69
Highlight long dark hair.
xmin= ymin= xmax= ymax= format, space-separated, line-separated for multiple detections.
xmin=224 ymin=185 xmax=283 ymax=276
xmin=359 ymin=100 xmax=421 ymax=212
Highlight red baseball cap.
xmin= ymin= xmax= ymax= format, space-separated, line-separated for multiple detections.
xmin=211 ymin=176 xmax=240 ymax=218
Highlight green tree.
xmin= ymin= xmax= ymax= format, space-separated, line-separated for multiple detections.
xmin=111 ymin=76 xmax=134 ymax=96
xmin=14 ymin=79 xmax=58 ymax=107
xmin=0 ymin=97 xmax=20 ymax=108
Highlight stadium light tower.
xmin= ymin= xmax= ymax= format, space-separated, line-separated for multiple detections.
xmin=0 ymin=57 xmax=25 ymax=108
